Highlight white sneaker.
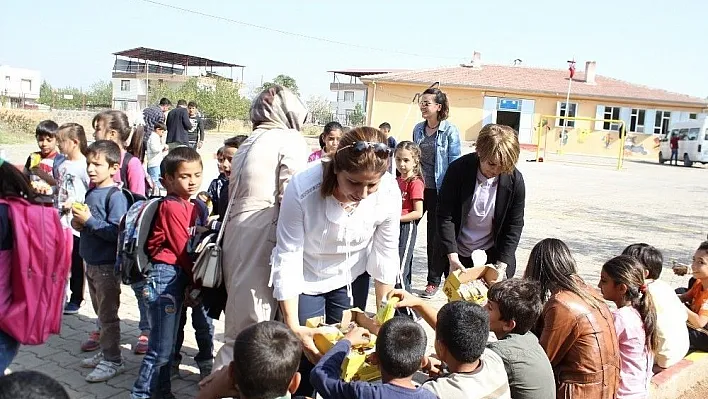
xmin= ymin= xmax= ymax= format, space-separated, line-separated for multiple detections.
xmin=80 ymin=352 xmax=103 ymax=368
xmin=85 ymin=360 xmax=124 ymax=382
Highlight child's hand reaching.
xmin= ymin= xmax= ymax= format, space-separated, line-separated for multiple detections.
xmin=388 ymin=289 xmax=423 ymax=309
xmin=197 ymin=365 xmax=240 ymax=399
xmin=422 ymin=354 xmax=445 ymax=378
xmin=344 ymin=327 xmax=372 ymax=348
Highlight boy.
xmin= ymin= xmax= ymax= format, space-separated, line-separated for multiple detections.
xmin=215 ymin=135 xmax=248 ymax=220
xmin=311 ymin=317 xmax=437 ymax=399
xmin=623 ymin=243 xmax=689 ymax=369
xmin=485 ymin=279 xmax=555 ymax=399
xmin=0 ymin=371 xmax=70 ymax=399
xmin=72 ymin=140 xmax=128 ymax=382
xmin=197 ymin=321 xmax=310 ymax=399
xmin=24 ymin=119 xmax=60 ymax=176
xmin=206 ymin=146 xmax=227 ymax=216
xmin=391 ymin=290 xmax=511 ymax=398
xmin=187 ymin=101 xmax=205 ymax=149
xmin=146 ymin=121 xmax=168 ymax=192
xmin=678 ymin=241 xmax=708 ymax=352
xmin=131 ymin=146 xmax=206 ymax=399
xmin=379 ymin=122 xmax=396 ymax=174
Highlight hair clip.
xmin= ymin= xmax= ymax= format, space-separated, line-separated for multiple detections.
xmin=639 ymin=284 xmax=647 ymax=293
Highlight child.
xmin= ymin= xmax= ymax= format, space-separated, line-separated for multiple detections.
xmin=485 ymin=279 xmax=555 ymax=399
xmin=0 ymin=371 xmax=70 ymax=399
xmin=308 ymin=121 xmax=342 ymax=162
xmin=216 ymin=135 xmax=247 ymax=220
xmin=598 ymin=255 xmax=657 ymax=399
xmin=206 ymin=146 xmax=226 ymax=216
xmin=622 ymin=243 xmax=689 ymax=370
xmin=197 ymin=321 xmax=310 ymax=399
xmin=394 ymin=141 xmax=424 ymax=291
xmin=379 ymin=122 xmax=396 ymax=173
xmin=145 ymin=121 xmax=168 ymax=191
xmin=390 ymin=290 xmax=511 ymax=398
xmin=89 ymin=110 xmax=150 ymax=354
xmin=131 ymin=146 xmax=206 ymax=399
xmin=311 ymin=317 xmax=437 ymax=399
xmin=24 ymin=119 xmax=60 ymax=177
xmin=72 ymin=140 xmax=128 ymax=382
xmin=187 ymin=101 xmax=205 ymax=149
xmin=54 ymin=123 xmax=90 ymax=315
xmin=678 ymin=241 xmax=708 ymax=351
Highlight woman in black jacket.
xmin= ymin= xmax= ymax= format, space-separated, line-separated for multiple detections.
xmin=437 ymin=123 xmax=525 ymax=278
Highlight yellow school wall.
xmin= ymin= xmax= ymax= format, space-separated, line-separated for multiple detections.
xmin=365 ymin=82 xmax=704 ymax=160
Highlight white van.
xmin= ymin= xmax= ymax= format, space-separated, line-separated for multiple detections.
xmin=658 ymin=118 xmax=708 ymax=166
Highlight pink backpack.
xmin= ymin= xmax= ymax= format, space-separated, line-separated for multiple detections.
xmin=0 ymin=197 xmax=72 ymax=345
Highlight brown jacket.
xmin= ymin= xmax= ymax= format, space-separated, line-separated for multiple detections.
xmin=537 ymin=288 xmax=621 ymax=399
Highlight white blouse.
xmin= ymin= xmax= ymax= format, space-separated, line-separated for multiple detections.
xmin=270 ymin=162 xmax=401 ymax=301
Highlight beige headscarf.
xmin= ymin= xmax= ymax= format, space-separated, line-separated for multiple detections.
xmin=250 ymin=86 xmax=308 ymax=131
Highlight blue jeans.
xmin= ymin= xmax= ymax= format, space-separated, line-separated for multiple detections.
xmin=147 ymin=166 xmax=163 ymax=190
xmin=131 ymin=264 xmax=187 ymax=399
xmin=131 ymin=281 xmax=151 ymax=334
xmin=0 ymin=329 xmax=19 ymax=374
xmin=174 ymin=302 xmax=214 ymax=364
xmin=295 ymin=272 xmax=370 ymax=397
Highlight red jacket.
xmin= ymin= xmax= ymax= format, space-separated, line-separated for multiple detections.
xmin=147 ymin=197 xmax=200 ymax=275
xmin=670 ymin=135 xmax=679 ymax=150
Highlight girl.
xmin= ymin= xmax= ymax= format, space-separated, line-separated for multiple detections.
xmin=142 ymin=122 xmax=168 ymax=194
xmin=307 ymin=121 xmax=343 ymax=162
xmin=599 ymin=255 xmax=657 ymax=399
xmin=90 ymin=110 xmax=151 ymax=355
xmin=394 ymin=141 xmax=424 ymax=291
xmin=54 ymin=123 xmax=90 ymax=315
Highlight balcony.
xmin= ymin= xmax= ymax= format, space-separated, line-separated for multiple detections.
xmin=330 ymin=83 xmax=367 ymax=91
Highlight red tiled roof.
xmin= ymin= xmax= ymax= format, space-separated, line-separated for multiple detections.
xmin=328 ymin=69 xmax=407 ymax=78
xmin=360 ymin=65 xmax=707 ymax=107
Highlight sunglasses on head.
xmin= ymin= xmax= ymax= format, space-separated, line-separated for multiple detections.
xmin=337 ymin=141 xmax=391 ymax=156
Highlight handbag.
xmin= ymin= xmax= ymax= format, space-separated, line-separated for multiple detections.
xmin=192 ymin=131 xmax=265 ymax=288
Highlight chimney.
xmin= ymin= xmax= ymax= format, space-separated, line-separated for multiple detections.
xmin=585 ymin=61 xmax=597 ymax=85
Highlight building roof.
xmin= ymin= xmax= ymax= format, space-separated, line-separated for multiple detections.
xmin=360 ymin=64 xmax=707 ymax=107
xmin=328 ymin=69 xmax=406 ymax=78
xmin=113 ymin=47 xmax=244 ymax=68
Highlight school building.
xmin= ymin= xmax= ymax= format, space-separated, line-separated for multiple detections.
xmin=359 ymin=53 xmax=708 ymax=159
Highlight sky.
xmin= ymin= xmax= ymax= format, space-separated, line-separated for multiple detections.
xmin=2 ymin=0 xmax=707 ymax=102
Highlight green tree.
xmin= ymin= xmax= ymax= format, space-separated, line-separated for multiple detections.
xmin=38 ymin=81 xmax=53 ymax=106
xmin=348 ymin=103 xmax=365 ymax=126
xmin=306 ymin=95 xmax=333 ymax=125
xmin=86 ymin=81 xmax=112 ymax=107
xmin=199 ymin=80 xmax=250 ymax=131
xmin=259 ymin=74 xmax=299 ymax=95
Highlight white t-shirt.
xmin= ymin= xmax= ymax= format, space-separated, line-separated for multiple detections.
xmin=146 ymin=133 xmax=165 ymax=168
xmin=270 ymin=162 xmax=401 ymax=301
xmin=422 ymin=348 xmax=511 ymax=399
xmin=54 ymin=157 xmax=90 ymax=237
xmin=647 ymin=279 xmax=690 ymax=368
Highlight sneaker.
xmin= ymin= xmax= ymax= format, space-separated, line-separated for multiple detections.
xmin=134 ymin=334 xmax=149 ymax=355
xmin=81 ymin=331 xmax=101 ymax=352
xmin=197 ymin=359 xmax=213 ymax=381
xmin=80 ymin=352 xmax=103 ymax=368
xmin=85 ymin=360 xmax=124 ymax=382
xmin=419 ymin=284 xmax=439 ymax=299
xmin=63 ymin=302 xmax=81 ymax=315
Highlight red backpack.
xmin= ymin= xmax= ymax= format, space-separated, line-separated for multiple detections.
xmin=0 ymin=197 xmax=72 ymax=345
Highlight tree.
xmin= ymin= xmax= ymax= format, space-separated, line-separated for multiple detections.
xmin=259 ymin=74 xmax=299 ymax=95
xmin=199 ymin=80 xmax=250 ymax=131
xmin=348 ymin=103 xmax=365 ymax=126
xmin=38 ymin=81 xmax=53 ymax=106
xmin=306 ymin=95 xmax=333 ymax=125
xmin=86 ymin=81 xmax=112 ymax=107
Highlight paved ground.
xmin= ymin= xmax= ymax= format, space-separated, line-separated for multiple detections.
xmin=2 ymin=134 xmax=707 ymax=398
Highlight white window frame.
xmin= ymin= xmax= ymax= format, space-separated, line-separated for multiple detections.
xmin=654 ymin=110 xmax=671 ymax=135
xmin=120 ymin=80 xmax=130 ymax=92
xmin=556 ymin=101 xmax=578 ymax=128
xmin=603 ymin=106 xmax=621 ymax=131
xmin=630 ymin=108 xmax=646 ymax=133
xmin=343 ymin=91 xmax=355 ymax=102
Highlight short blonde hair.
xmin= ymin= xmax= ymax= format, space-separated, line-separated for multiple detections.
xmin=476 ymin=124 xmax=520 ymax=174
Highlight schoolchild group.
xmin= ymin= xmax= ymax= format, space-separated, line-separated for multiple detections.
xmin=0 ymin=87 xmax=706 ymax=399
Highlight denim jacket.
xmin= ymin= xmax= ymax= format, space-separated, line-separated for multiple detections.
xmin=412 ymin=119 xmax=462 ymax=190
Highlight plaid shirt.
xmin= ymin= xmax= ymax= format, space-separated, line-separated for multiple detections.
xmin=142 ymin=105 xmax=165 ymax=134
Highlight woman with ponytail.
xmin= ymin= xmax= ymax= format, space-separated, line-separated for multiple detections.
xmin=599 ymin=255 xmax=658 ymax=399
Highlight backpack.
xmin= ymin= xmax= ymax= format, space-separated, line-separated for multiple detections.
xmin=86 ymin=185 xmax=146 ymax=219
xmin=116 ymin=197 xmax=209 ymax=285
xmin=0 ymin=197 xmax=72 ymax=345
xmin=121 ymin=152 xmax=152 ymax=198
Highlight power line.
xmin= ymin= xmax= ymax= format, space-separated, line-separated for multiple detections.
xmin=132 ymin=0 xmax=462 ymax=61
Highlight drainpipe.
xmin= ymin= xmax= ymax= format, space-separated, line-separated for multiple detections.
xmin=366 ymin=81 xmax=377 ymax=126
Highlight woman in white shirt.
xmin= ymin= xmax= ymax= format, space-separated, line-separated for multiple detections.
xmin=270 ymin=126 xmax=401 ymax=395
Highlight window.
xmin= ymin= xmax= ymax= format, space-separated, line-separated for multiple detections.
xmin=705 ymin=128 xmax=708 ymax=141
xmin=120 ymin=80 xmax=130 ymax=91
xmin=689 ymin=113 xmax=697 ymax=120
xmin=20 ymin=79 xmax=31 ymax=93
xmin=343 ymin=91 xmax=354 ymax=102
xmin=603 ymin=106 xmax=621 ymax=131
xmin=557 ymin=102 xmax=577 ymax=128
xmin=687 ymin=128 xmax=700 ymax=141
xmin=654 ymin=110 xmax=671 ymax=135
xmin=630 ymin=109 xmax=645 ymax=133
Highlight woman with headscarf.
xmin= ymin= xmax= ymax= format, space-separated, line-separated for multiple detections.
xmin=213 ymin=86 xmax=310 ymax=370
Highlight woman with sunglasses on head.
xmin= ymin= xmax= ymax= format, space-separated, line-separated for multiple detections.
xmin=413 ymin=87 xmax=462 ymax=298
xmin=270 ymin=126 xmax=401 ymax=395
xmin=437 ymin=124 xmax=525 ymax=279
